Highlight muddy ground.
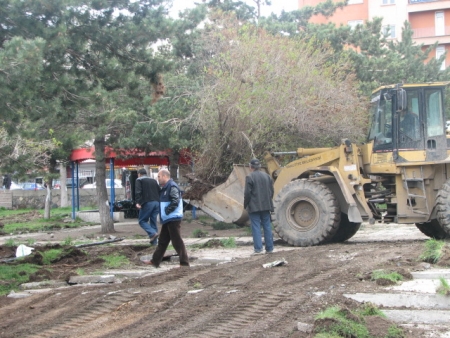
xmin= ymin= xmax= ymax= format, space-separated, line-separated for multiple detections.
xmin=0 ymin=214 xmax=448 ymax=338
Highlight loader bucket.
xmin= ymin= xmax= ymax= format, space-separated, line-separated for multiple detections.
xmin=189 ymin=164 xmax=252 ymax=225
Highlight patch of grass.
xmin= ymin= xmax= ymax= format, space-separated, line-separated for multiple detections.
xmin=26 ymin=238 xmax=35 ymax=246
xmin=4 ymin=238 xmax=16 ymax=247
xmin=437 ymin=277 xmax=450 ymax=296
xmin=1 ymin=207 xmax=93 ymax=234
xmin=192 ymin=228 xmax=209 ymax=238
xmin=197 ymin=214 xmax=212 ymax=225
xmin=210 ymin=222 xmax=237 ymax=230
xmin=220 ymin=237 xmax=236 ymax=248
xmin=420 ymin=239 xmax=445 ymax=263
xmin=193 ymin=282 xmax=202 ymax=289
xmin=63 ymin=236 xmax=73 ymax=246
xmin=371 ymin=270 xmax=403 ymax=283
xmin=315 ymin=306 xmax=370 ymax=338
xmin=76 ymin=268 xmax=85 ymax=275
xmin=100 ymin=253 xmax=130 ymax=269
xmin=167 ymin=244 xmax=174 ymax=251
xmin=386 ymin=325 xmax=405 ymax=338
xmin=40 ymin=248 xmax=64 ymax=265
xmin=0 ymin=263 xmax=40 ymax=296
xmin=357 ymin=303 xmax=386 ymax=317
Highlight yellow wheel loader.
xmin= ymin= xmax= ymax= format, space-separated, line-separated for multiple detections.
xmin=189 ymin=82 xmax=450 ymax=246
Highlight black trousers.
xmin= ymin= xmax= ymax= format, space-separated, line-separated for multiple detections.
xmin=152 ymin=220 xmax=189 ymax=267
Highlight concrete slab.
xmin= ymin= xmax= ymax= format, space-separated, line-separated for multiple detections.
xmin=383 ymin=309 xmax=450 ymax=325
xmin=20 ymin=280 xmax=68 ymax=290
xmin=411 ymin=270 xmax=450 ymax=280
xmin=388 ymin=279 xmax=441 ymax=294
xmin=344 ymin=293 xmax=450 ymax=309
xmin=105 ymin=270 xmax=150 ymax=277
xmin=68 ymin=275 xmax=115 ymax=284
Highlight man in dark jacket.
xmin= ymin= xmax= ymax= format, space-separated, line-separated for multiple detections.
xmin=147 ymin=169 xmax=189 ymax=268
xmin=135 ymin=168 xmax=160 ymax=245
xmin=3 ymin=174 xmax=11 ymax=190
xmin=244 ymin=159 xmax=274 ymax=255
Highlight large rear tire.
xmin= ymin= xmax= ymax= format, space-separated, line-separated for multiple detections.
xmin=273 ymin=179 xmax=340 ymax=247
xmin=328 ymin=213 xmax=361 ymax=243
xmin=435 ymin=179 xmax=450 ymax=237
xmin=416 ymin=220 xmax=450 ymax=239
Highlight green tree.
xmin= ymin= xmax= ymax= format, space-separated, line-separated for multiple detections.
xmin=192 ymin=13 xmax=368 ymax=181
xmin=0 ymin=0 xmax=201 ymax=232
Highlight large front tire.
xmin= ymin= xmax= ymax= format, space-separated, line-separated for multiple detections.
xmin=328 ymin=213 xmax=361 ymax=243
xmin=273 ymin=179 xmax=340 ymax=247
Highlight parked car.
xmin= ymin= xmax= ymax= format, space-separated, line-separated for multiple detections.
xmin=83 ymin=179 xmax=123 ymax=189
xmin=20 ymin=182 xmax=45 ymax=190
xmin=9 ymin=182 xmax=24 ymax=190
xmin=65 ymin=178 xmax=89 ymax=188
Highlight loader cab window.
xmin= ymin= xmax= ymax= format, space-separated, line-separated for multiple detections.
xmin=425 ymin=89 xmax=445 ymax=138
xmin=368 ymin=91 xmax=393 ymax=151
xmin=398 ymin=90 xmax=421 ymax=148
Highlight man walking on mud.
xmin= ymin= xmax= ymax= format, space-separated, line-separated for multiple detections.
xmin=147 ymin=169 xmax=189 ymax=268
xmin=244 ymin=158 xmax=274 ymax=255
xmin=135 ymin=168 xmax=160 ymax=245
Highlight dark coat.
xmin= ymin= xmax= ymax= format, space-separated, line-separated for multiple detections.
xmin=135 ymin=176 xmax=160 ymax=205
xmin=244 ymin=169 xmax=274 ymax=213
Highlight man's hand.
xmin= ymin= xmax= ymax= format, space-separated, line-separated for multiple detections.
xmin=136 ymin=203 xmax=141 ymax=209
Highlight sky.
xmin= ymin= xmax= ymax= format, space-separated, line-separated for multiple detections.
xmin=169 ymin=0 xmax=299 ymax=18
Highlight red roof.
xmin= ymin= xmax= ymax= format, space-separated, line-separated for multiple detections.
xmin=70 ymin=147 xmax=191 ymax=166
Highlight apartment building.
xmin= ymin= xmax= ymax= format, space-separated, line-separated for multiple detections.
xmin=298 ymin=0 xmax=450 ymax=69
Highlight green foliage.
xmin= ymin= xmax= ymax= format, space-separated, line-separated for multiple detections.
xmin=420 ymin=239 xmax=445 ymax=263
xmin=193 ymin=282 xmax=203 ymax=289
xmin=1 ymin=207 xmax=94 ymax=234
xmin=0 ymin=263 xmax=40 ymax=296
xmin=437 ymin=277 xmax=450 ymax=296
xmin=220 ymin=237 xmax=237 ymax=248
xmin=386 ymin=325 xmax=405 ymax=338
xmin=63 ymin=237 xmax=74 ymax=246
xmin=315 ymin=306 xmax=370 ymax=338
xmin=194 ymin=13 xmax=368 ymax=181
xmin=76 ymin=268 xmax=85 ymax=276
xmin=192 ymin=229 xmax=209 ymax=238
xmin=26 ymin=238 xmax=36 ymax=246
xmin=40 ymin=249 xmax=64 ymax=265
xmin=314 ymin=304 xmax=402 ymax=338
xmin=371 ymin=270 xmax=403 ymax=283
xmin=100 ymin=254 xmax=130 ymax=269
xmin=4 ymin=238 xmax=16 ymax=247
xmin=357 ymin=303 xmax=386 ymax=318
xmin=211 ymin=222 xmax=237 ymax=230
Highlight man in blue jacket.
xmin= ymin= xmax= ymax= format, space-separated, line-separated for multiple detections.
xmin=148 ymin=169 xmax=189 ymax=268
xmin=244 ymin=158 xmax=274 ymax=255
xmin=135 ymin=168 xmax=160 ymax=245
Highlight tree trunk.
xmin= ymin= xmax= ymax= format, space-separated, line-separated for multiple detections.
xmin=169 ymin=151 xmax=180 ymax=182
xmin=60 ymin=162 xmax=68 ymax=207
xmin=44 ymin=184 xmax=52 ymax=219
xmin=94 ymin=137 xmax=115 ymax=233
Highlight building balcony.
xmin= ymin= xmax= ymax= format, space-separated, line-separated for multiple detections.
xmin=408 ymin=0 xmax=450 ymax=12
xmin=412 ymin=26 xmax=450 ymax=45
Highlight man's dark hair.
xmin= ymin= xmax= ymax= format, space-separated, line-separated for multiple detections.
xmin=138 ymin=168 xmax=147 ymax=176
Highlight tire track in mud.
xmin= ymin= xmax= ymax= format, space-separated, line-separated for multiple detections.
xmin=185 ymin=292 xmax=288 ymax=338
xmin=28 ymin=290 xmax=138 ymax=338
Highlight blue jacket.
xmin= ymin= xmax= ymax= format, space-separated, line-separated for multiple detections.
xmin=159 ymin=179 xmax=183 ymax=224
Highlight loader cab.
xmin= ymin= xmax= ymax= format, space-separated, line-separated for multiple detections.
xmin=368 ymin=83 xmax=448 ymax=161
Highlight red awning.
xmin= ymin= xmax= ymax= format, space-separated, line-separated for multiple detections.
xmin=70 ymin=146 xmax=191 ymax=166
